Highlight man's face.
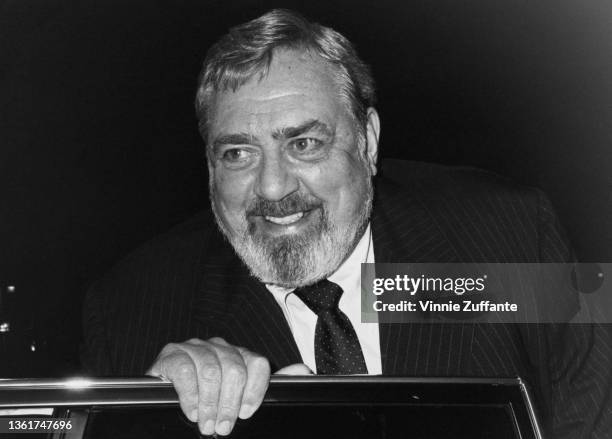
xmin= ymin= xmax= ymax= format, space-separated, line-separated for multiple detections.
xmin=207 ymin=49 xmax=379 ymax=287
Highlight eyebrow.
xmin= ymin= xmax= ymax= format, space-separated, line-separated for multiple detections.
xmin=271 ymin=119 xmax=334 ymax=140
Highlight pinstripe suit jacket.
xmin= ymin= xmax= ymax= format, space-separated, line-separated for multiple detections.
xmin=82 ymin=161 xmax=612 ymax=438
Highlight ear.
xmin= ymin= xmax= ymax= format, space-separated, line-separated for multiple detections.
xmin=364 ymin=107 xmax=380 ymax=176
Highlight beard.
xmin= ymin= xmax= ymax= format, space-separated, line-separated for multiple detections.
xmin=210 ymin=177 xmax=373 ymax=288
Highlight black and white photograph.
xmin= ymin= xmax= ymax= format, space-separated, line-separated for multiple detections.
xmin=1 ymin=1 xmax=611 ymax=438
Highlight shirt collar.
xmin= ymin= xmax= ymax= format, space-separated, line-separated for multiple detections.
xmin=328 ymin=223 xmax=372 ymax=294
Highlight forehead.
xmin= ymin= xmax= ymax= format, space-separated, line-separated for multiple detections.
xmin=208 ymin=49 xmax=348 ymax=137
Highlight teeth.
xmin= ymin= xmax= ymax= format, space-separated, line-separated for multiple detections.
xmin=264 ymin=211 xmax=304 ymax=225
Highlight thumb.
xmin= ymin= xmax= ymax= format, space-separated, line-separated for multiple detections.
xmin=274 ymin=363 xmax=314 ymax=375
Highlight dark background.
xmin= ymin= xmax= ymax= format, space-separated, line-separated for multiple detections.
xmin=1 ymin=0 xmax=611 ymax=376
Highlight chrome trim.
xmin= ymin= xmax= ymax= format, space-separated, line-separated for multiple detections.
xmin=0 ymin=407 xmax=54 ymax=416
xmin=0 ymin=376 xmax=524 ymax=408
xmin=0 ymin=375 xmax=521 ymax=389
xmin=0 ymin=377 xmax=171 ymax=389
xmin=518 ymin=377 xmax=544 ymax=439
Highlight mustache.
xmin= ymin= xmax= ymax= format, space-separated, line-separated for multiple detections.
xmin=247 ymin=193 xmax=323 ymax=217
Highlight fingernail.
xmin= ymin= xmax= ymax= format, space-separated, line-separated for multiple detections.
xmin=239 ymin=404 xmax=254 ymax=419
xmin=201 ymin=420 xmax=215 ymax=436
xmin=216 ymin=420 xmax=232 ymax=436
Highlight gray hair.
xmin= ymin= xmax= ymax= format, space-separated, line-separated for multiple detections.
xmin=195 ymin=9 xmax=376 ymax=142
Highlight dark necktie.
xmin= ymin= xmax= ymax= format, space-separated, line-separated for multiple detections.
xmin=293 ymin=279 xmax=368 ymax=375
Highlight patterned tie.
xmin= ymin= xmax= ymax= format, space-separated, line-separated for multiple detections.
xmin=293 ymin=279 xmax=368 ymax=374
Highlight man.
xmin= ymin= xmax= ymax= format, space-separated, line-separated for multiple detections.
xmin=82 ymin=9 xmax=612 ymax=438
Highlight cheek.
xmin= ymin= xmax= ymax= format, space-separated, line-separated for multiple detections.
xmin=307 ymin=160 xmax=370 ymax=220
xmin=339 ymin=173 xmax=370 ymax=216
xmin=213 ymin=171 xmax=254 ymax=218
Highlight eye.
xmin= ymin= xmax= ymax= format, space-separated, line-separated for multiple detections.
xmin=218 ymin=147 xmax=256 ymax=169
xmin=289 ymin=138 xmax=323 ymax=153
xmin=222 ymin=148 xmax=248 ymax=162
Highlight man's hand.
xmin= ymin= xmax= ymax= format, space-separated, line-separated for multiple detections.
xmin=146 ymin=337 xmax=271 ymax=436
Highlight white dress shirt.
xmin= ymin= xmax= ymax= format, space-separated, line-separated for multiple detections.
xmin=266 ymin=224 xmax=381 ymax=374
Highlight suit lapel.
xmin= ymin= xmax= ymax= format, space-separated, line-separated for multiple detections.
xmin=371 ymin=177 xmax=461 ymax=375
xmin=226 ymin=270 xmax=303 ymax=370
xmin=197 ymin=233 xmax=301 ymax=371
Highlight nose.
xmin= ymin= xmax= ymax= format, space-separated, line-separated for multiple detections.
xmin=254 ymin=153 xmax=298 ymax=201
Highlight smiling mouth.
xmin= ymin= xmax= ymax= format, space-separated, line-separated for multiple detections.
xmin=264 ymin=211 xmax=305 ymax=225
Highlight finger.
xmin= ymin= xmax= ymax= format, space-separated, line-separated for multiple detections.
xmin=186 ymin=345 xmax=222 ymax=436
xmin=146 ymin=340 xmax=202 ymax=377
xmin=213 ymin=345 xmax=248 ymax=435
xmin=154 ymin=350 xmax=200 ymax=423
xmin=274 ymin=363 xmax=313 ymax=375
xmin=208 ymin=336 xmax=230 ymax=347
xmin=238 ymin=349 xmax=271 ymax=419
xmin=146 ymin=344 xmax=173 ymax=377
